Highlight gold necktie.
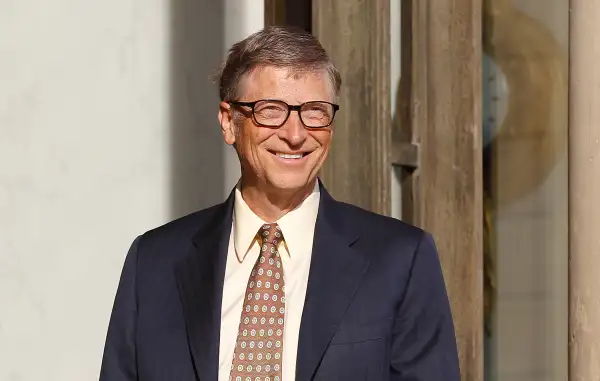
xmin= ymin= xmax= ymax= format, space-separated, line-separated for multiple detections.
xmin=230 ymin=223 xmax=285 ymax=381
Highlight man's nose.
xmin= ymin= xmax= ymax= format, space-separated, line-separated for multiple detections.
xmin=277 ymin=111 xmax=308 ymax=146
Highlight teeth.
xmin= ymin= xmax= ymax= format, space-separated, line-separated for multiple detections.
xmin=277 ymin=153 xmax=303 ymax=159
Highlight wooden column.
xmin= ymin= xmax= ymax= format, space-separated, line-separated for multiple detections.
xmin=569 ymin=1 xmax=600 ymax=380
xmin=396 ymin=0 xmax=483 ymax=380
xmin=264 ymin=0 xmax=312 ymax=32
xmin=312 ymin=0 xmax=391 ymax=215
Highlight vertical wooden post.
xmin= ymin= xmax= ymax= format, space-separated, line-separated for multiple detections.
xmin=397 ymin=0 xmax=484 ymax=379
xmin=314 ymin=1 xmax=483 ymax=378
xmin=569 ymin=1 xmax=600 ymax=379
xmin=264 ymin=0 xmax=311 ymax=32
xmin=312 ymin=0 xmax=391 ymax=215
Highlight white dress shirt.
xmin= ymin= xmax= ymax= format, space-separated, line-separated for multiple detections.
xmin=218 ymin=182 xmax=320 ymax=381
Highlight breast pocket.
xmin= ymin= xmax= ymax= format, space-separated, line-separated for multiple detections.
xmin=330 ymin=318 xmax=393 ymax=345
xmin=316 ymin=320 xmax=392 ymax=381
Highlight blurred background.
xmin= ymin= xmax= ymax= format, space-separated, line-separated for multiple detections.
xmin=2 ymin=0 xmax=597 ymax=380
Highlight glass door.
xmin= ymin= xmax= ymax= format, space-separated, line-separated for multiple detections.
xmin=483 ymin=0 xmax=569 ymax=379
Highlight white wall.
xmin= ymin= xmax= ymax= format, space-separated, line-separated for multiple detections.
xmin=0 ymin=1 xmax=262 ymax=379
xmin=223 ymin=0 xmax=265 ymax=191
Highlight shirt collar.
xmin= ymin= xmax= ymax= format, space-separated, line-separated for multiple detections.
xmin=233 ymin=181 xmax=320 ymax=262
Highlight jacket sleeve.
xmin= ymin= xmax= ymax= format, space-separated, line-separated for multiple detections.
xmin=99 ymin=236 xmax=141 ymax=381
xmin=390 ymin=232 xmax=461 ymax=380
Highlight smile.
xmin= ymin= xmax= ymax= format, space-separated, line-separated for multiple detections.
xmin=269 ymin=150 xmax=312 ymax=161
xmin=277 ymin=153 xmax=303 ymax=159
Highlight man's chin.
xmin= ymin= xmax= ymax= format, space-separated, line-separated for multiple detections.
xmin=266 ymin=174 xmax=316 ymax=194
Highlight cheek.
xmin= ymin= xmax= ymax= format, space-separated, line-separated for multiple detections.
xmin=236 ymin=122 xmax=257 ymax=147
xmin=255 ymin=128 xmax=280 ymax=147
xmin=311 ymin=130 xmax=333 ymax=149
xmin=241 ymin=127 xmax=276 ymax=157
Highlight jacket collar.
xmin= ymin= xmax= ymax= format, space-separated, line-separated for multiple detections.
xmin=175 ymin=180 xmax=369 ymax=381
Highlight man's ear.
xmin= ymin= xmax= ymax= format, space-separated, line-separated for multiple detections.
xmin=218 ymin=101 xmax=236 ymax=145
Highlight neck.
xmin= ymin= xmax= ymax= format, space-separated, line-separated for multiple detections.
xmin=240 ymin=178 xmax=317 ymax=222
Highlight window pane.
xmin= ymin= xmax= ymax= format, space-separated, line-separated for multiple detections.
xmin=483 ymin=0 xmax=569 ymax=380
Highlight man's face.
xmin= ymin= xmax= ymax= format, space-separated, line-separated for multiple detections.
xmin=219 ymin=66 xmax=334 ymax=194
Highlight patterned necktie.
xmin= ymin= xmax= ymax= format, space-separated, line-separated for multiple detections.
xmin=230 ymin=223 xmax=286 ymax=381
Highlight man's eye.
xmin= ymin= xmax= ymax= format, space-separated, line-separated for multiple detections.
xmin=303 ymin=109 xmax=327 ymax=117
xmin=256 ymin=106 xmax=285 ymax=116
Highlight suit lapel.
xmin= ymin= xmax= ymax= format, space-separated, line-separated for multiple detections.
xmin=296 ymin=185 xmax=370 ymax=381
xmin=174 ymin=191 xmax=234 ymax=381
xmin=173 ymin=184 xmax=369 ymax=381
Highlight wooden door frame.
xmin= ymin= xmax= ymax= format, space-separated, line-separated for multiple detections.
xmin=569 ymin=0 xmax=600 ymax=379
xmin=395 ymin=1 xmax=484 ymax=380
xmin=266 ymin=1 xmax=484 ymax=379
xmin=264 ymin=0 xmax=311 ymax=32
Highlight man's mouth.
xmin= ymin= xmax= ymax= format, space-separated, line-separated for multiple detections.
xmin=269 ymin=151 xmax=311 ymax=160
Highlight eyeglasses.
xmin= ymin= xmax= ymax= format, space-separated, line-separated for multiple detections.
xmin=228 ymin=99 xmax=339 ymax=128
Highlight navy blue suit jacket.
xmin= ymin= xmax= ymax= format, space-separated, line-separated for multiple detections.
xmin=99 ymin=184 xmax=460 ymax=380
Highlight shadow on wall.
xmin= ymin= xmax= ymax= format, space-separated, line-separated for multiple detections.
xmin=170 ymin=0 xmax=225 ymax=219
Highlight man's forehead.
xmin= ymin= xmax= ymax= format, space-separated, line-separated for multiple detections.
xmin=247 ymin=66 xmax=325 ymax=82
xmin=238 ymin=66 xmax=332 ymax=100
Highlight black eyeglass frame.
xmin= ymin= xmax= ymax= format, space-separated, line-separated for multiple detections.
xmin=227 ymin=99 xmax=340 ymax=128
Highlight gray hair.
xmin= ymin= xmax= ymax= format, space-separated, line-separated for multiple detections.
xmin=216 ymin=26 xmax=341 ymax=101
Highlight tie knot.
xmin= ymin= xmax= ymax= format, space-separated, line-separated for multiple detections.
xmin=259 ymin=223 xmax=283 ymax=246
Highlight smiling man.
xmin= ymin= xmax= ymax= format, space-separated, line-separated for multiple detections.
xmin=99 ymin=26 xmax=460 ymax=381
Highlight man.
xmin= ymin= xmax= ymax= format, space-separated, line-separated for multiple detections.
xmin=100 ymin=26 xmax=460 ymax=381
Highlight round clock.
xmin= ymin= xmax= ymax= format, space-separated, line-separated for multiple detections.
xmin=483 ymin=0 xmax=568 ymax=207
